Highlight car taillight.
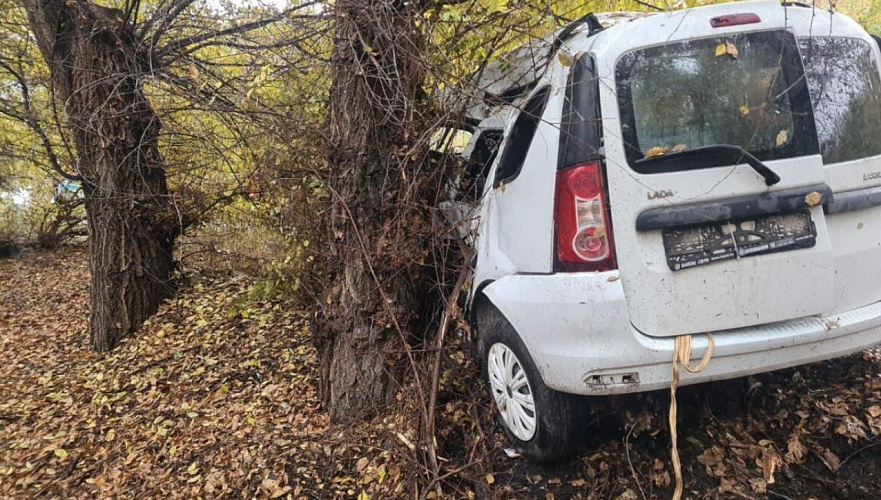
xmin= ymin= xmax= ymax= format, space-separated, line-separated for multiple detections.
xmin=710 ymin=13 xmax=761 ymax=28
xmin=554 ymin=161 xmax=616 ymax=272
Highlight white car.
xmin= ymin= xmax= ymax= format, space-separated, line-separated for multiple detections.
xmin=461 ymin=1 xmax=881 ymax=461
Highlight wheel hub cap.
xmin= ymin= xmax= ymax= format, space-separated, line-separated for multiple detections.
xmin=487 ymin=343 xmax=537 ymax=441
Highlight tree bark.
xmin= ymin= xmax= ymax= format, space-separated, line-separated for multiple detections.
xmin=315 ymin=0 xmax=431 ymax=421
xmin=24 ymin=0 xmax=176 ymax=351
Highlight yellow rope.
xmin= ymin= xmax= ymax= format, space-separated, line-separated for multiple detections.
xmin=669 ymin=333 xmax=715 ymax=500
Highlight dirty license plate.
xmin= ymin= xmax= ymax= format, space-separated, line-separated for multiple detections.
xmin=663 ymin=211 xmax=816 ymax=271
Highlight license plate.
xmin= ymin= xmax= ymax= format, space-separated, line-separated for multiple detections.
xmin=663 ymin=211 xmax=817 ymax=271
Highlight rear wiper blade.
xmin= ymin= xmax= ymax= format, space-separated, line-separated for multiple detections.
xmin=634 ymin=144 xmax=782 ymax=186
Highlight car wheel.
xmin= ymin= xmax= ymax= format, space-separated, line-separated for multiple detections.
xmin=480 ymin=316 xmax=585 ymax=462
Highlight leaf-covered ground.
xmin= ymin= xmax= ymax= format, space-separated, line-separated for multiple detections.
xmin=0 ymin=248 xmax=416 ymax=499
xmin=3 ymin=247 xmax=881 ymax=500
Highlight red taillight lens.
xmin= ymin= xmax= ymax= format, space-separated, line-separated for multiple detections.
xmin=710 ymin=13 xmax=761 ymax=28
xmin=554 ymin=161 xmax=616 ymax=272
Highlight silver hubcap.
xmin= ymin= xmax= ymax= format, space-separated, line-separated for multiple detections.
xmin=487 ymin=343 xmax=537 ymax=441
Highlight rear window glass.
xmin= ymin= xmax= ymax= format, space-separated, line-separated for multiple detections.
xmin=799 ymin=37 xmax=881 ymax=164
xmin=616 ymin=30 xmax=818 ymax=173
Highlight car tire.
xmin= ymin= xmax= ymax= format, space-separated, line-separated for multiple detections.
xmin=479 ymin=315 xmax=585 ymax=462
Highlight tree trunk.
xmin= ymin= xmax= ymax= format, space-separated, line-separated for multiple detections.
xmin=24 ymin=0 xmax=176 ymax=351
xmin=315 ymin=0 xmax=431 ymax=421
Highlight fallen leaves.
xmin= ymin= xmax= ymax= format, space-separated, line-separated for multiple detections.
xmin=0 ymin=248 xmax=409 ymax=499
xmin=785 ymin=433 xmax=808 ymax=463
xmin=760 ymin=447 xmax=779 ymax=484
xmin=716 ymin=41 xmax=739 ymax=58
xmin=817 ymin=446 xmax=842 ymax=472
xmin=645 ymin=146 xmax=671 ymax=158
xmin=4 ymin=248 xmax=881 ymax=500
xmin=644 ymin=144 xmax=687 ymax=159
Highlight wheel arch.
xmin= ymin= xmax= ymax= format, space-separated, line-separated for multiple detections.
xmin=469 ymin=278 xmax=549 ymax=389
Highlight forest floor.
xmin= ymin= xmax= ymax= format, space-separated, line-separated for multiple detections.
xmin=2 ymin=247 xmax=881 ymax=500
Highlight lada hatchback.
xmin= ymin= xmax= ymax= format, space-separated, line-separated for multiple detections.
xmin=460 ymin=1 xmax=881 ymax=461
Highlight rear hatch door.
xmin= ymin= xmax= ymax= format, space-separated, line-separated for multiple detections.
xmin=605 ymin=28 xmax=835 ymax=337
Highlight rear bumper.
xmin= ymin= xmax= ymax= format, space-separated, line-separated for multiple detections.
xmin=482 ymin=273 xmax=881 ymax=396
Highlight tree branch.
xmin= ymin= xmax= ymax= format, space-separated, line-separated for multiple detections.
xmin=155 ymin=2 xmax=323 ymax=59
xmin=0 ymin=59 xmax=79 ymax=181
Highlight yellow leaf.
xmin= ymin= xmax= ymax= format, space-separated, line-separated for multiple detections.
xmin=377 ymin=466 xmax=386 ymax=485
xmin=776 ymin=130 xmax=789 ymax=147
xmin=558 ymin=50 xmax=574 ymax=67
xmin=105 ymin=429 xmax=116 ymax=442
xmin=485 ymin=473 xmax=495 ymax=485
xmin=357 ymin=491 xmax=369 ymax=500
xmin=805 ymin=191 xmax=823 ymax=207
xmin=645 ymin=146 xmax=670 ymax=158
xmin=726 ymin=41 xmax=739 ymax=58
xmin=88 ymin=476 xmax=107 ymax=488
xmin=187 ymin=462 xmax=199 ymax=475
xmin=740 ymin=105 xmax=750 ymax=116
xmin=54 ymin=449 xmax=68 ymax=459
xmin=488 ymin=0 xmax=508 ymax=12
xmin=715 ymin=43 xmax=727 ymax=57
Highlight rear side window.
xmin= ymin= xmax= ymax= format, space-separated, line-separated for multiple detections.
xmin=559 ymin=54 xmax=603 ymax=169
xmin=492 ymin=86 xmax=550 ymax=188
xmin=799 ymin=37 xmax=881 ymax=164
xmin=616 ymin=30 xmax=818 ymax=173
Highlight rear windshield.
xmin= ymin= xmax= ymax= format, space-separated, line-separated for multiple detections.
xmin=616 ymin=30 xmax=818 ymax=173
xmin=799 ymin=37 xmax=881 ymax=164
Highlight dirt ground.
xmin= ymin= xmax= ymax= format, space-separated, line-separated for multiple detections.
xmin=2 ymin=247 xmax=881 ymax=499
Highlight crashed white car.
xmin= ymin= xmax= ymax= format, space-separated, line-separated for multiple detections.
xmin=458 ymin=1 xmax=881 ymax=461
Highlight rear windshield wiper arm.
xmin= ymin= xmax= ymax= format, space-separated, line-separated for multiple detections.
xmin=634 ymin=145 xmax=782 ymax=186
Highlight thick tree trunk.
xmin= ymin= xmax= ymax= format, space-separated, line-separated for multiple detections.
xmin=316 ymin=0 xmax=431 ymax=421
xmin=24 ymin=0 xmax=176 ymax=351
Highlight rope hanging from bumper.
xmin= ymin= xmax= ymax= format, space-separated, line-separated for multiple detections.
xmin=669 ymin=333 xmax=715 ymax=500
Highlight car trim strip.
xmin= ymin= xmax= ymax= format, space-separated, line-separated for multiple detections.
xmin=636 ymin=183 xmax=833 ymax=231
xmin=825 ymin=185 xmax=881 ymax=215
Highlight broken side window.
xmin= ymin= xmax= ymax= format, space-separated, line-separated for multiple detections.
xmin=464 ymin=129 xmax=503 ymax=200
xmin=492 ymin=86 xmax=551 ymax=188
